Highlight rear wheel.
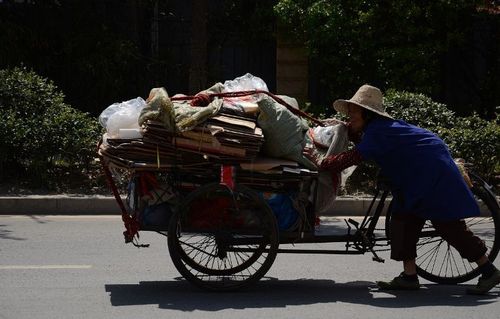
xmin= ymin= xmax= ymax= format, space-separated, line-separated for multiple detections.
xmin=386 ymin=173 xmax=499 ymax=284
xmin=168 ymin=183 xmax=279 ymax=291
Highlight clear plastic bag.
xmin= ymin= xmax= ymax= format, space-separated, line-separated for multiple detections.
xmin=310 ymin=123 xmax=349 ymax=153
xmin=222 ymin=73 xmax=268 ymax=93
xmin=309 ymin=123 xmax=353 ymax=215
xmin=98 ymin=97 xmax=146 ymax=138
xmin=222 ymin=73 xmax=268 ymax=113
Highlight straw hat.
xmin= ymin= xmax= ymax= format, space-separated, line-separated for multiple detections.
xmin=333 ymin=84 xmax=393 ymax=119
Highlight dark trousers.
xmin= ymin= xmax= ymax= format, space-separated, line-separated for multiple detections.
xmin=390 ymin=213 xmax=487 ymax=262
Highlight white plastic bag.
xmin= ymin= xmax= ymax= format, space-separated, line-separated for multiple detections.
xmin=222 ymin=73 xmax=268 ymax=113
xmin=311 ymin=123 xmax=350 ymax=154
xmin=99 ymin=97 xmax=146 ymax=138
xmin=311 ymin=123 xmax=351 ymax=215
xmin=222 ymin=73 xmax=268 ymax=93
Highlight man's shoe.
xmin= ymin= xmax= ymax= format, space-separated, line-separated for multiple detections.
xmin=376 ymin=272 xmax=420 ymax=291
xmin=466 ymin=269 xmax=500 ymax=295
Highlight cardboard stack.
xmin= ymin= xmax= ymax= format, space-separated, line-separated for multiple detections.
xmin=98 ymin=109 xmax=317 ymax=192
xmin=236 ymin=157 xmax=317 ymax=192
xmin=99 ymin=111 xmax=263 ymax=169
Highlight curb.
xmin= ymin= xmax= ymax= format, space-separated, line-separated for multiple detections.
xmin=0 ymin=196 xmax=492 ymax=216
xmin=0 ymin=196 xmax=378 ymax=216
xmin=0 ymin=195 xmax=122 ymax=215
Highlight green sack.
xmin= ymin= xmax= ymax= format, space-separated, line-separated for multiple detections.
xmin=257 ymin=96 xmax=315 ymax=169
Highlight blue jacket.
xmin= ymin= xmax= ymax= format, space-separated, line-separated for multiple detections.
xmin=356 ymin=118 xmax=479 ymax=220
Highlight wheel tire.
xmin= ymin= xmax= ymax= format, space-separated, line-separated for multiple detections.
xmin=386 ymin=174 xmax=499 ymax=284
xmin=167 ymin=183 xmax=279 ymax=291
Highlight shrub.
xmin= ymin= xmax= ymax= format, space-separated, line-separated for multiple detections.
xmin=440 ymin=115 xmax=500 ymax=180
xmin=274 ymin=1 xmax=497 ymax=116
xmin=384 ymin=90 xmax=457 ymax=131
xmin=0 ymin=66 xmax=101 ymax=189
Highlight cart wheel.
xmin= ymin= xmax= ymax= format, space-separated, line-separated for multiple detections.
xmin=168 ymin=183 xmax=279 ymax=291
xmin=386 ymin=173 xmax=500 ymax=284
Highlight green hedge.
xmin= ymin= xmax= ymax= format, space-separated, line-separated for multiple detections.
xmin=440 ymin=115 xmax=499 ymax=179
xmin=0 ymin=67 xmax=101 ymax=189
xmin=384 ymin=90 xmax=457 ymax=130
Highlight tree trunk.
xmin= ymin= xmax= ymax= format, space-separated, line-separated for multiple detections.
xmin=188 ymin=0 xmax=208 ymax=94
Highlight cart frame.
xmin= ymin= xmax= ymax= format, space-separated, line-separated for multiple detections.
xmin=99 ymin=153 xmax=500 ymax=291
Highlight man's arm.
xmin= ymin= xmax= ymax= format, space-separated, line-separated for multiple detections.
xmin=319 ymin=149 xmax=363 ymax=172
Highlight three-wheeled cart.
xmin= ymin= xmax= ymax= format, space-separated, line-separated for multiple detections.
xmin=98 ymin=92 xmax=500 ymax=291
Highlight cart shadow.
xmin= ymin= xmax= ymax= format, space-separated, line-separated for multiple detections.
xmin=105 ymin=277 xmax=498 ymax=311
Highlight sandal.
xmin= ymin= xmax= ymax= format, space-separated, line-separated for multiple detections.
xmin=466 ymin=269 xmax=500 ymax=295
xmin=376 ymin=272 xmax=420 ymax=290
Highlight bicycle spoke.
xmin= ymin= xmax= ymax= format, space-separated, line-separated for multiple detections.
xmin=418 ymin=240 xmax=443 ymax=274
xmin=442 ymin=249 xmax=451 ymax=277
xmin=179 ymin=239 xmax=218 ymax=258
xmin=184 ymin=235 xmax=213 ymax=260
xmin=415 ymin=205 xmax=498 ymax=282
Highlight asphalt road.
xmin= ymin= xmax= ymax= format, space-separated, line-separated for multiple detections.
xmin=1 ymin=215 xmax=499 ymax=319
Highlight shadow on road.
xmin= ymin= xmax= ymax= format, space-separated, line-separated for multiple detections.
xmin=28 ymin=215 xmax=49 ymax=224
xmin=105 ymin=277 xmax=498 ymax=310
xmin=0 ymin=224 xmax=25 ymax=241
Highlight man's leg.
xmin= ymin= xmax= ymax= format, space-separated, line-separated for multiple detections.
xmin=432 ymin=219 xmax=500 ymax=294
xmin=403 ymin=259 xmax=417 ymax=275
xmin=377 ymin=213 xmax=424 ymax=290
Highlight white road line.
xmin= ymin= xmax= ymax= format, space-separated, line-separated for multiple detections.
xmin=0 ymin=265 xmax=93 ymax=270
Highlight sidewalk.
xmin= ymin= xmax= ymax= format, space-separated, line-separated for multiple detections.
xmin=0 ymin=195 xmax=380 ymax=216
xmin=0 ymin=195 xmax=492 ymax=216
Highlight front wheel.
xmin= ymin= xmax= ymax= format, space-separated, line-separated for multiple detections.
xmin=167 ymin=183 xmax=279 ymax=291
xmin=386 ymin=173 xmax=500 ymax=284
